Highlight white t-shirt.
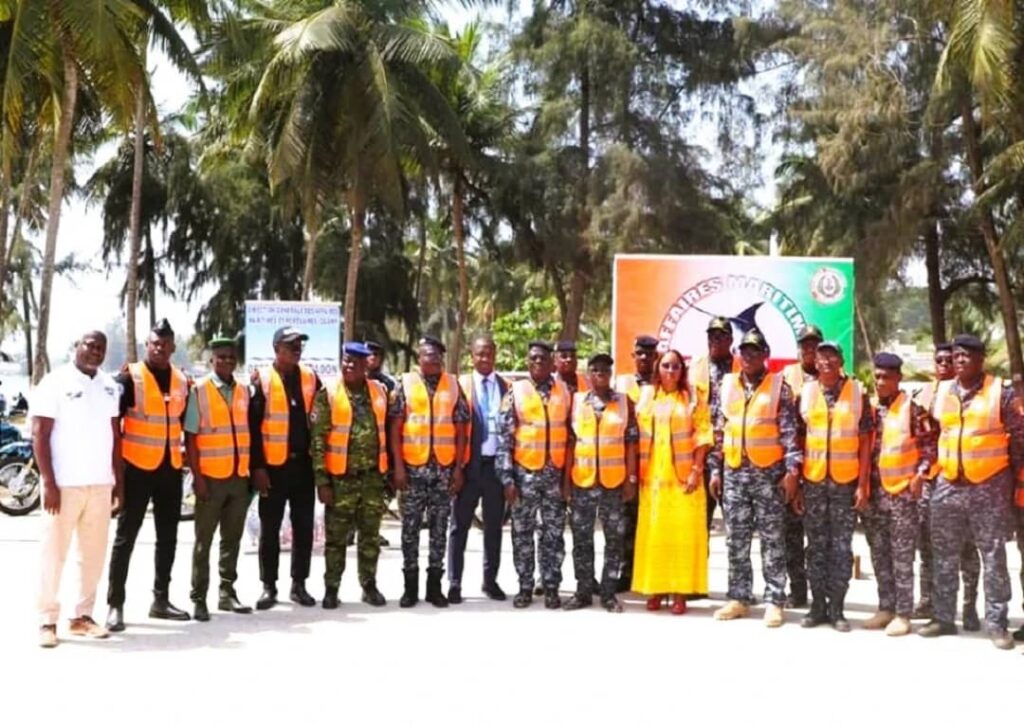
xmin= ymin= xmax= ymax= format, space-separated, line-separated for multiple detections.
xmin=30 ymin=364 xmax=120 ymax=488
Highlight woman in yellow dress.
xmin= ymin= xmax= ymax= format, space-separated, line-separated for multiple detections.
xmin=632 ymin=349 xmax=712 ymax=614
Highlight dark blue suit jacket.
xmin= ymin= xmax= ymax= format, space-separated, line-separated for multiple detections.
xmin=464 ymin=373 xmax=508 ymax=479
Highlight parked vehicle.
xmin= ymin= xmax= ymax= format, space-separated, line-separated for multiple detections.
xmin=0 ymin=439 xmax=39 ymax=516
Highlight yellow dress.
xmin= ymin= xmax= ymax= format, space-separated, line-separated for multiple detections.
xmin=632 ymin=388 xmax=711 ymax=596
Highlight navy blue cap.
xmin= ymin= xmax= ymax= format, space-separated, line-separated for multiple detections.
xmin=418 ymin=335 xmax=446 ymax=353
xmin=528 ymin=340 xmax=553 ymax=353
xmin=873 ymin=352 xmax=903 ymax=371
xmin=364 ymin=340 xmax=384 ymax=353
xmin=152 ymin=318 xmax=175 ymax=338
xmin=554 ymin=340 xmax=577 ymax=353
xmin=952 ymin=334 xmax=984 ymax=352
xmin=935 ymin=342 xmax=953 ymax=354
xmin=587 ymin=353 xmax=614 ymax=368
xmin=343 ymin=342 xmax=371 ymax=358
xmin=273 ymin=326 xmax=308 ymax=346
xmin=633 ymin=335 xmax=658 ymax=349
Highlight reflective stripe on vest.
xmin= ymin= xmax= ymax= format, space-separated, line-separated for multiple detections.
xmin=636 ymin=385 xmax=696 ymax=482
xmin=259 ymin=365 xmax=316 ymax=466
xmin=801 ymin=378 xmax=863 ymax=484
xmin=195 ymin=376 xmax=250 ymax=479
xmin=512 ymin=378 xmax=570 ymax=470
xmin=615 ymin=374 xmax=640 ymax=404
xmin=571 ymin=393 xmax=627 ymax=488
xmin=722 ymin=372 xmax=784 ymax=470
xmin=400 ymin=372 xmax=458 ymax=467
xmin=122 ymin=362 xmax=188 ymax=471
xmin=557 ymin=373 xmax=589 ymax=394
xmin=690 ymin=354 xmax=740 ymax=406
xmin=877 ymin=391 xmax=919 ymax=495
xmin=324 ymin=379 xmax=388 ymax=476
xmin=935 ymin=376 xmax=1009 ymax=484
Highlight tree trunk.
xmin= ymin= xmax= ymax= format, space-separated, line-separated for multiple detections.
xmin=855 ymin=297 xmax=874 ymax=364
xmin=125 ymin=69 xmax=147 ymax=363
xmin=560 ymin=36 xmax=591 ymax=343
xmin=0 ymin=154 xmax=11 ymax=318
xmin=561 ymin=263 xmax=587 ymax=342
xmin=923 ymin=219 xmax=946 ymax=345
xmin=450 ymin=173 xmax=467 ymax=373
xmin=145 ymin=231 xmax=156 ymax=328
xmin=300 ymin=205 xmax=321 ymax=301
xmin=22 ymin=279 xmax=33 ymax=381
xmin=343 ymin=184 xmax=366 ymax=343
xmin=960 ymin=97 xmax=1024 ymax=389
xmin=33 ymin=46 xmax=79 ymax=384
xmin=6 ymin=138 xmax=40 ymax=273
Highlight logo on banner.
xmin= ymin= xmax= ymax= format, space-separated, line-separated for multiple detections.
xmin=810 ymin=266 xmax=846 ymax=305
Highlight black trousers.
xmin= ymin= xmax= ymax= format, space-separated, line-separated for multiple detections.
xmin=258 ymin=455 xmax=315 ymax=586
xmin=447 ymin=457 xmax=505 ymax=586
xmin=107 ymin=462 xmax=183 ymax=606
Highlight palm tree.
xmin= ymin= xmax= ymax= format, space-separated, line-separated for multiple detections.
xmin=245 ymin=0 xmax=471 ymax=341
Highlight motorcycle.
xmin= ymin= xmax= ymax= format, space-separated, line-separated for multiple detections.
xmin=0 ymin=438 xmax=40 ymax=516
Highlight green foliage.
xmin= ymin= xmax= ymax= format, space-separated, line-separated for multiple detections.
xmin=491 ymin=296 xmax=562 ymax=371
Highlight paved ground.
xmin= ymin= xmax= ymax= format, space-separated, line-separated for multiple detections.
xmin=2 ymin=507 xmax=1022 ymax=725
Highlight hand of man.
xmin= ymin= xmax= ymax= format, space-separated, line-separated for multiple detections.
xmin=854 ymin=485 xmax=870 ymax=512
xmin=709 ymin=474 xmax=722 ymax=501
xmin=42 ymin=476 xmax=60 ymax=515
xmin=504 ymin=483 xmax=519 ymax=506
xmin=623 ymin=479 xmax=638 ymax=502
xmin=251 ymin=468 xmax=271 ymax=497
xmin=111 ymin=483 xmax=124 ymax=517
xmin=780 ymin=470 xmax=799 ymax=504
xmin=194 ymin=475 xmax=210 ymax=503
xmin=790 ymin=489 xmax=805 ymax=516
xmin=684 ymin=469 xmax=700 ymax=494
xmin=392 ymin=467 xmax=409 ymax=492
xmin=317 ymin=484 xmax=334 ymax=507
xmin=562 ymin=479 xmax=572 ymax=503
xmin=909 ymin=473 xmax=925 ymax=499
xmin=449 ymin=467 xmax=465 ymax=497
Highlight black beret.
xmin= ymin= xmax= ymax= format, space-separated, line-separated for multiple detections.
xmin=418 ymin=335 xmax=446 ymax=353
xmin=342 ymin=342 xmax=371 ymax=358
xmin=554 ymin=340 xmax=577 ymax=353
xmin=952 ymin=334 xmax=984 ymax=353
xmin=873 ymin=352 xmax=903 ymax=371
xmin=152 ymin=318 xmax=175 ymax=338
xmin=934 ymin=342 xmax=953 ymax=353
xmin=587 ymin=353 xmax=614 ymax=368
xmin=633 ymin=335 xmax=658 ymax=349
xmin=528 ymin=340 xmax=553 ymax=353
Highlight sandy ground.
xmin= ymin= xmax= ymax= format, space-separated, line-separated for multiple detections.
xmin=1 ymin=506 xmax=1022 ymax=725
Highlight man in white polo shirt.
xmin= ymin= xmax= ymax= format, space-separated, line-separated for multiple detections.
xmin=33 ymin=330 xmax=123 ymax=648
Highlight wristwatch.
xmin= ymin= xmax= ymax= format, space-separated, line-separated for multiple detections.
xmin=628 ymin=475 xmax=638 ymax=484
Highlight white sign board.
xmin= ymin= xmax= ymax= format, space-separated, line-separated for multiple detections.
xmin=244 ymin=301 xmax=341 ymax=378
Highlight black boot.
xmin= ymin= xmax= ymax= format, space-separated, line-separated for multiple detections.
xmin=425 ymin=568 xmax=449 ymax=608
xmin=217 ymin=591 xmax=253 ymax=614
xmin=256 ymin=585 xmax=278 ymax=611
xmin=193 ymin=601 xmax=210 ymax=622
xmin=322 ymin=586 xmax=340 ymax=610
xmin=400 ymin=569 xmax=419 ymax=608
xmin=801 ymin=593 xmax=829 ymax=628
xmin=962 ymin=585 xmax=980 ymax=632
xmin=150 ymin=593 xmax=191 ymax=621
xmin=785 ymin=584 xmax=808 ymax=609
xmin=563 ymin=587 xmax=593 ymax=611
xmin=105 ymin=606 xmax=125 ymax=632
xmin=290 ymin=580 xmax=315 ymax=607
xmin=830 ymin=595 xmax=850 ymax=633
xmin=361 ymin=582 xmax=386 ymax=607
xmin=544 ymin=587 xmax=562 ymax=609
xmin=513 ymin=587 xmax=533 ymax=609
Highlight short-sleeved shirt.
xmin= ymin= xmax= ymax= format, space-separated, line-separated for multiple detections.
xmin=31 ymin=364 xmax=120 ymax=488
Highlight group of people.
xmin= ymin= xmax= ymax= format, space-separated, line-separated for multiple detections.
xmin=31 ymin=315 xmax=1024 ymax=653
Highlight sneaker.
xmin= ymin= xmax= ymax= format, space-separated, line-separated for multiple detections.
xmin=39 ymin=625 xmax=58 ymax=648
xmin=713 ymin=600 xmax=749 ymax=621
xmin=885 ymin=616 xmax=911 ymax=637
xmin=763 ymin=604 xmax=784 ymax=628
xmin=863 ymin=610 xmax=895 ymax=631
xmin=68 ymin=616 xmax=109 ymax=639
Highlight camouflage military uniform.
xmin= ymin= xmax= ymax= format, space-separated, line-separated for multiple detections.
xmin=861 ymin=396 xmax=934 ymax=616
xmin=312 ymin=383 xmax=389 ymax=589
xmin=568 ymin=392 xmax=638 ymax=596
xmin=498 ymin=377 xmax=567 ymax=591
xmin=389 ymin=375 xmax=470 ymax=573
xmin=784 ymin=366 xmax=816 ymax=604
xmin=704 ymin=356 xmax=736 ymax=536
xmin=616 ymin=375 xmax=653 ymax=588
xmin=928 ymin=380 xmax=1023 ymax=630
xmin=708 ymin=372 xmax=802 ymax=606
xmin=799 ymin=380 xmax=874 ymax=604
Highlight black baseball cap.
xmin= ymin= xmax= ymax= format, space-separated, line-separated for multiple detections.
xmin=797 ymin=324 xmax=824 ymax=343
xmin=273 ymin=326 xmax=308 ymax=346
xmin=706 ymin=316 xmax=731 ymax=334
xmin=738 ymin=329 xmax=769 ymax=352
xmin=587 ymin=353 xmax=614 ymax=368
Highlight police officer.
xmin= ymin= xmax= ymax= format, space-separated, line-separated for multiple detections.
xmin=912 ymin=342 xmax=981 ymax=628
xmin=780 ymin=323 xmax=822 ymax=608
xmin=860 ymin=353 xmax=933 ymax=636
xmin=313 ymin=342 xmax=390 ymax=609
xmin=614 ymin=334 xmax=658 ymax=591
xmin=564 ymin=353 xmax=638 ymax=613
xmin=918 ymin=334 xmax=1021 ymax=650
xmin=798 ymin=341 xmax=872 ymax=632
xmin=448 ymin=334 xmax=508 ymax=603
xmin=554 ymin=340 xmax=589 ymax=394
xmin=389 ymin=336 xmax=469 ymax=608
xmin=499 ymin=341 xmax=571 ymax=609
xmin=184 ymin=335 xmax=260 ymax=621
xmin=106 ymin=319 xmax=191 ymax=631
xmin=709 ymin=330 xmax=801 ymax=628
xmin=365 ymin=340 xmax=397 ymax=395
xmin=250 ymin=326 xmax=323 ymax=610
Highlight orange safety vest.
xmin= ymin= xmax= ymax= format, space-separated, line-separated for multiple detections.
xmin=324 ymin=379 xmax=389 ymax=476
xmin=721 ymin=372 xmax=784 ymax=470
xmin=571 ymin=392 xmax=628 ymax=488
xmin=690 ymin=354 xmax=741 ymax=406
xmin=194 ymin=376 xmax=250 ymax=479
xmin=400 ymin=372 xmax=458 ymax=467
xmin=458 ymin=372 xmax=506 ymax=466
xmin=512 ymin=378 xmax=570 ymax=470
xmin=934 ymin=376 xmax=1009 ymax=484
xmin=122 ymin=362 xmax=188 ymax=471
xmin=556 ymin=372 xmax=589 ymax=394
xmin=615 ymin=374 xmax=647 ymax=404
xmin=783 ymin=363 xmax=815 ymax=401
xmin=876 ymin=391 xmax=920 ymax=495
xmin=636 ymin=385 xmax=696 ymax=482
xmin=801 ymin=378 xmax=864 ymax=484
xmin=914 ymin=381 xmax=942 ymax=479
xmin=259 ymin=365 xmax=317 ymax=466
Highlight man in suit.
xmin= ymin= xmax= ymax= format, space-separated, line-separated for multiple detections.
xmin=447 ymin=334 xmax=508 ymax=602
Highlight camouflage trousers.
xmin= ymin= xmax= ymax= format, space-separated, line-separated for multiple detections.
xmin=930 ymin=474 xmax=1013 ymax=629
xmin=401 ymin=470 xmax=452 ymax=573
xmin=803 ymin=479 xmax=856 ymax=601
xmin=323 ymin=472 xmax=388 ymax=588
xmin=569 ymin=485 xmax=625 ymax=596
xmin=916 ymin=485 xmax=980 ymax=611
xmin=784 ymin=507 xmax=807 ymax=599
xmin=510 ymin=466 xmax=566 ymax=590
xmin=861 ymin=483 xmax=917 ymax=616
xmin=722 ymin=465 xmax=788 ymax=606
